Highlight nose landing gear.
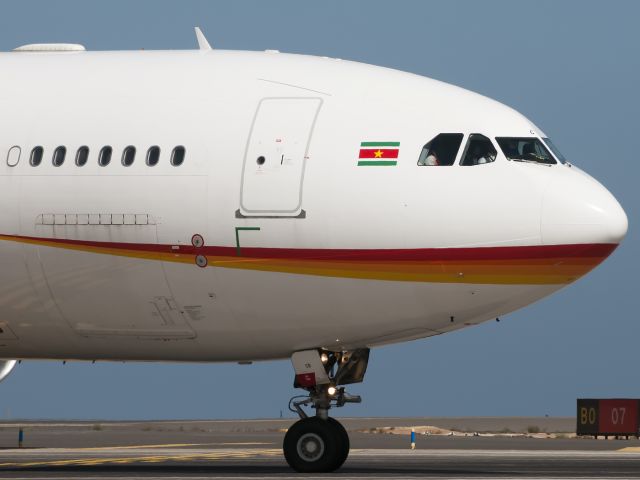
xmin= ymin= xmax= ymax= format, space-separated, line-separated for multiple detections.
xmin=283 ymin=348 xmax=369 ymax=472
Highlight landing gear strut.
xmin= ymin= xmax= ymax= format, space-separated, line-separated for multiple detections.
xmin=283 ymin=348 xmax=369 ymax=472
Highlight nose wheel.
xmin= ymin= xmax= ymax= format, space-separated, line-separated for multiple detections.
xmin=283 ymin=417 xmax=349 ymax=472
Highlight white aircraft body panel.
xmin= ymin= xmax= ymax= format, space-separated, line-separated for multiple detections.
xmin=0 ymin=49 xmax=627 ymax=362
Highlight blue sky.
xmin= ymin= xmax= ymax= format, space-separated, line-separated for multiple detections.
xmin=0 ymin=0 xmax=637 ymax=419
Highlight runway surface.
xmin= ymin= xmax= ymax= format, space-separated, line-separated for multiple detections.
xmin=0 ymin=418 xmax=638 ymax=479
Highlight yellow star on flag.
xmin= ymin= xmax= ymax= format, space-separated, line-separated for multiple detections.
xmin=374 ymin=149 xmax=384 ymax=158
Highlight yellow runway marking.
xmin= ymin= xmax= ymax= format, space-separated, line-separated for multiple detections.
xmin=71 ymin=441 xmax=271 ymax=450
xmin=78 ymin=443 xmax=206 ymax=450
xmin=0 ymin=449 xmax=283 ymax=468
xmin=619 ymin=447 xmax=640 ymax=452
xmin=218 ymin=442 xmax=273 ymax=445
xmin=140 ymin=457 xmax=167 ymax=463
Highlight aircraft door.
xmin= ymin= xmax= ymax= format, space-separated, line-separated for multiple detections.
xmin=239 ymin=97 xmax=322 ymax=217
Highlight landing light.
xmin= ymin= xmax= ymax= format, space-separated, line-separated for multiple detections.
xmin=328 ymin=386 xmax=337 ymax=396
xmin=320 ymin=353 xmax=329 ymax=364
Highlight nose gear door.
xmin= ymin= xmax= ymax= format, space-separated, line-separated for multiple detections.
xmin=239 ymin=97 xmax=322 ymax=217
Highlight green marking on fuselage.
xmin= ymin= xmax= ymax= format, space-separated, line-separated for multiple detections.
xmin=357 ymin=160 xmax=397 ymax=166
xmin=235 ymin=227 xmax=261 ymax=256
xmin=360 ymin=141 xmax=400 ymax=147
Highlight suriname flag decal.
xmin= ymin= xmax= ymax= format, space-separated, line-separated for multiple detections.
xmin=358 ymin=141 xmax=400 ymax=166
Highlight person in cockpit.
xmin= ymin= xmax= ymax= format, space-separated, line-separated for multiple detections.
xmin=424 ymin=148 xmax=439 ymax=166
xmin=418 ymin=141 xmax=439 ymax=165
xmin=469 ymin=145 xmax=487 ymax=164
xmin=502 ymin=139 xmax=520 ymax=160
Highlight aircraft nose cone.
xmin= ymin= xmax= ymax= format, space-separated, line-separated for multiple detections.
xmin=542 ymin=171 xmax=628 ymax=245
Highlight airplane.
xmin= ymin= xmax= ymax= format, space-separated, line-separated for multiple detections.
xmin=0 ymin=27 xmax=628 ymax=472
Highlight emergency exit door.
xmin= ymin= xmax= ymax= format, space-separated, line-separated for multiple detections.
xmin=240 ymin=97 xmax=322 ymax=216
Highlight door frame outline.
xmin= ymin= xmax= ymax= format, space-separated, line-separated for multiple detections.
xmin=238 ymin=97 xmax=323 ymax=216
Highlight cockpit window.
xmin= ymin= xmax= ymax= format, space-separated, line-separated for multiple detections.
xmin=541 ymin=137 xmax=567 ymax=164
xmin=460 ymin=134 xmax=497 ymax=166
xmin=417 ymin=133 xmax=463 ymax=166
xmin=496 ymin=137 xmax=556 ymax=165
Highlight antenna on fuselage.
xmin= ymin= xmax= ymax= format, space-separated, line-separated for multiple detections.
xmin=194 ymin=27 xmax=212 ymax=50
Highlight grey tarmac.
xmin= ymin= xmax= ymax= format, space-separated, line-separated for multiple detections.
xmin=0 ymin=418 xmax=638 ymax=479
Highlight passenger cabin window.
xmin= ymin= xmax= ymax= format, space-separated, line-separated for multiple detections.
xmin=171 ymin=146 xmax=185 ymax=166
xmin=98 ymin=146 xmax=112 ymax=166
xmin=6 ymin=146 xmax=21 ymax=167
xmin=122 ymin=146 xmax=136 ymax=166
xmin=496 ymin=137 xmax=556 ymax=165
xmin=30 ymin=146 xmax=43 ymax=167
xmin=146 ymin=146 xmax=160 ymax=166
xmin=52 ymin=146 xmax=66 ymax=167
xmin=460 ymin=134 xmax=497 ymax=166
xmin=417 ymin=133 xmax=463 ymax=166
xmin=75 ymin=146 xmax=89 ymax=166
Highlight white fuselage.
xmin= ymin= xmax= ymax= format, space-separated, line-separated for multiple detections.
xmin=0 ymin=49 xmax=627 ymax=362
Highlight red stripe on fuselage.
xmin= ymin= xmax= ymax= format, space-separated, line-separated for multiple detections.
xmin=230 ymin=243 xmax=617 ymax=261
xmin=0 ymin=234 xmax=617 ymax=262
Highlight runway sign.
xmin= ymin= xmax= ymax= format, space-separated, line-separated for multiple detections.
xmin=577 ymin=398 xmax=640 ymax=436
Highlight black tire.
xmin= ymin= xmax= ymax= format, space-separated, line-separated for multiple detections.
xmin=283 ymin=417 xmax=344 ymax=472
xmin=327 ymin=417 xmax=350 ymax=469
